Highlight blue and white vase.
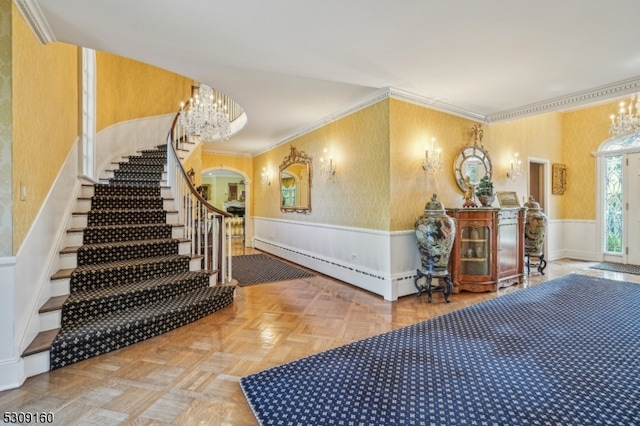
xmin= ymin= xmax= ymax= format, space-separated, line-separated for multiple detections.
xmin=415 ymin=194 xmax=456 ymax=273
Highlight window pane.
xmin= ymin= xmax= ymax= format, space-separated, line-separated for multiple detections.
xmin=605 ymin=155 xmax=623 ymax=253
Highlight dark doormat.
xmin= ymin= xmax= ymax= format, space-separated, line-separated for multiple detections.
xmin=231 ymin=254 xmax=314 ymax=286
xmin=590 ymin=262 xmax=640 ymax=275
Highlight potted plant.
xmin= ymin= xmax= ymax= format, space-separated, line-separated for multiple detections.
xmin=475 ymin=175 xmax=495 ymax=207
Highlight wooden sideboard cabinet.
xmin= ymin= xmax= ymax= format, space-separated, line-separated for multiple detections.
xmin=446 ymin=207 xmax=525 ymax=293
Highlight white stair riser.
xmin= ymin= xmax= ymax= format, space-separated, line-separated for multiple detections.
xmin=23 ymin=351 xmax=50 ymax=380
xmin=51 ymin=279 xmax=70 ymax=297
xmin=40 ymin=310 xmax=61 ymax=332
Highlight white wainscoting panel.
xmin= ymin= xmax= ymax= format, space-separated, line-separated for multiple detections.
xmin=96 ymin=114 xmax=174 ymax=175
xmin=253 ymin=217 xmax=400 ymax=300
xmin=253 ymin=218 xmax=427 ymax=301
xmin=11 ymin=141 xmax=80 ymax=389
xmin=557 ymin=219 xmax=599 ymax=261
xmin=0 ymin=257 xmax=21 ymax=391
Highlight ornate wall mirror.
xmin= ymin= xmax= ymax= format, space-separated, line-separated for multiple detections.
xmin=453 ymin=124 xmax=493 ymax=192
xmin=279 ymin=145 xmax=312 ymax=213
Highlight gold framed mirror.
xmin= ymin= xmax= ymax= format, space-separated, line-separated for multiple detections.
xmin=453 ymin=124 xmax=493 ymax=192
xmin=279 ymin=145 xmax=312 ymax=213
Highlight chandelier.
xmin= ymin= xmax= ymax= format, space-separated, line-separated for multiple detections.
xmin=609 ymin=93 xmax=640 ymax=137
xmin=179 ymin=84 xmax=231 ymax=141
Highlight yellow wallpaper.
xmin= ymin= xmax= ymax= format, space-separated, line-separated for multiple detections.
xmin=182 ymin=144 xmax=203 ymax=187
xmin=202 ymin=151 xmax=253 ymax=177
xmin=389 ymin=99 xmax=480 ymax=231
xmin=490 ymin=112 xmax=564 ymax=219
xmin=0 ymin=0 xmax=11 ymax=256
xmin=96 ymin=52 xmax=193 ymax=132
xmin=562 ymin=101 xmax=616 ymax=220
xmin=12 ymin=6 xmax=79 ymax=253
xmin=253 ymin=101 xmax=391 ymax=231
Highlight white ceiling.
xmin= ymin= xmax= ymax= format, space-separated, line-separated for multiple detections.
xmin=20 ymin=0 xmax=640 ymax=156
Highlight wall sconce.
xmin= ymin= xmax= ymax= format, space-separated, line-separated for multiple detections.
xmin=261 ymin=167 xmax=271 ymax=186
xmin=422 ymin=137 xmax=443 ymax=174
xmin=506 ymin=153 xmax=522 ymax=181
xmin=320 ymin=148 xmax=336 ymax=178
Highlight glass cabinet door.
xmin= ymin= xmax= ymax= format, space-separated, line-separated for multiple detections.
xmin=460 ymin=226 xmax=490 ymax=276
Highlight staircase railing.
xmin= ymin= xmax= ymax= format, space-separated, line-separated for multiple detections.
xmin=166 ymin=113 xmax=233 ymax=284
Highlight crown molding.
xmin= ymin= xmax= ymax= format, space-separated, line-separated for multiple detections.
xmin=387 ymin=87 xmax=486 ymax=122
xmin=250 ymin=87 xmax=393 ymax=156
xmin=231 ymin=77 xmax=640 ymax=157
xmin=486 ymin=76 xmax=640 ymax=122
xmin=14 ymin=0 xmax=56 ymax=44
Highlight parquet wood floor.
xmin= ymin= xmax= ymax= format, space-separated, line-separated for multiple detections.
xmin=1 ymin=244 xmax=637 ymax=425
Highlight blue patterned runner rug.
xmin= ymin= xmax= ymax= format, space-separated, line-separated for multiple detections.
xmin=232 ymin=254 xmax=314 ymax=286
xmin=591 ymin=262 xmax=640 ymax=275
xmin=240 ymin=274 xmax=640 ymax=425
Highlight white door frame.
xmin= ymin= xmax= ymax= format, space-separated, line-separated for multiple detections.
xmin=594 ymin=142 xmax=640 ymax=264
xmin=81 ymin=48 xmax=96 ymax=180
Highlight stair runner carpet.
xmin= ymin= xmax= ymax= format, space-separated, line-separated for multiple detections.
xmin=50 ymin=144 xmax=235 ymax=370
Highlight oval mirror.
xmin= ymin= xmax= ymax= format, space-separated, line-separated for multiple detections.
xmin=453 ymin=145 xmax=492 ymax=192
xmin=279 ymin=145 xmax=312 ymax=213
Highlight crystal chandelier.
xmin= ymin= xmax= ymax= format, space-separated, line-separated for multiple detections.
xmin=609 ymin=93 xmax=640 ymax=137
xmin=179 ymin=84 xmax=231 ymax=141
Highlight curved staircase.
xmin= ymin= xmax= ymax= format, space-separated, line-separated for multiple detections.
xmin=23 ymin=144 xmax=235 ymax=371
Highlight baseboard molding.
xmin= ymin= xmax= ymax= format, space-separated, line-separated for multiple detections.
xmin=254 ymin=238 xmax=395 ymax=300
xmin=0 ymin=357 xmax=23 ymax=392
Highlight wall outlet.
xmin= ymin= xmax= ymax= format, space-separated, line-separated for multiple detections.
xmin=20 ymin=184 xmax=27 ymax=201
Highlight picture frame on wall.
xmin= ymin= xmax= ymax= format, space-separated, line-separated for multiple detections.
xmin=552 ymin=163 xmax=567 ymax=195
xmin=496 ymin=191 xmax=520 ymax=207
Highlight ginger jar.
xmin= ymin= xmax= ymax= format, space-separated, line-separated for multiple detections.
xmin=523 ymin=196 xmax=548 ymax=256
xmin=415 ymin=194 xmax=456 ymax=273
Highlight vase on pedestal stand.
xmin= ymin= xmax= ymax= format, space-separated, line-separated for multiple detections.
xmin=414 ymin=194 xmax=456 ymax=302
xmin=524 ymin=196 xmax=548 ymax=275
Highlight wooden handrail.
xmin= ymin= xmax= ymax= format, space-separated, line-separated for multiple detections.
xmin=166 ymin=111 xmax=234 ymax=284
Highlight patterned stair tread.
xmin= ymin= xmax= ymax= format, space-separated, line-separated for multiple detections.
xmin=58 ymin=285 xmax=235 ymax=336
xmin=86 ymin=209 xmax=168 ymax=226
xmin=62 ymin=271 xmax=211 ymax=325
xmin=109 ymin=178 xmax=163 ymax=185
xmin=81 ymin=223 xmax=176 ymax=244
xmin=50 ymin=285 xmax=236 ymax=369
xmin=69 ymin=255 xmax=192 ymax=289
xmin=72 ymin=254 xmax=192 ymax=275
xmin=76 ymin=238 xmax=180 ymax=266
xmin=91 ymin=186 xmax=162 ymax=197
xmin=114 ymin=163 xmax=166 ymax=171
xmin=89 ymin=196 xmax=165 ymax=210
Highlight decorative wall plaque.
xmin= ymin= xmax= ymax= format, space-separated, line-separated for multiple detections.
xmin=552 ymin=163 xmax=567 ymax=195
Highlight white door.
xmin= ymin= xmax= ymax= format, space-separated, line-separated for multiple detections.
xmin=625 ymin=152 xmax=640 ymax=265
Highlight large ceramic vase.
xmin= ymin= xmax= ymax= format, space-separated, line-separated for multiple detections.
xmin=523 ymin=196 xmax=548 ymax=256
xmin=415 ymin=194 xmax=456 ymax=273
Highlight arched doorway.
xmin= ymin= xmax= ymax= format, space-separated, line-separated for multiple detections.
xmin=202 ymin=168 xmax=251 ymax=255
xmin=595 ymin=133 xmax=640 ymax=264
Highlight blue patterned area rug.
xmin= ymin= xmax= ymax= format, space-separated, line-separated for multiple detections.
xmin=240 ymin=274 xmax=640 ymax=425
